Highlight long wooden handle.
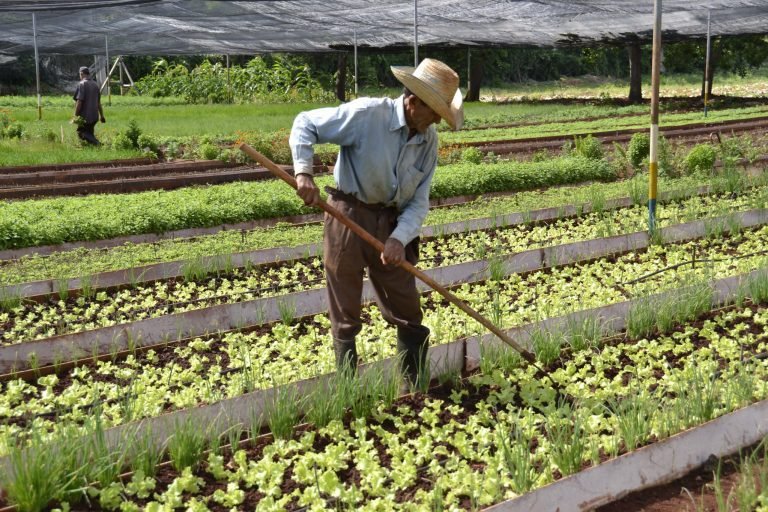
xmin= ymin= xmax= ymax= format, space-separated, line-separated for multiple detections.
xmin=237 ymin=142 xmax=535 ymax=362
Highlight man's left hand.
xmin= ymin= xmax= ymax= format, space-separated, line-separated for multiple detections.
xmin=381 ymin=238 xmax=405 ymax=266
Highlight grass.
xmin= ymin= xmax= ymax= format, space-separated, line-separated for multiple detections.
xmin=2 ymin=65 xmax=767 ymax=166
xmin=476 ymin=66 xmax=768 ymax=102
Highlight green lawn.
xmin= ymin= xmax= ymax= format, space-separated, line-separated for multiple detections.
xmin=1 ymin=66 xmax=766 ymax=166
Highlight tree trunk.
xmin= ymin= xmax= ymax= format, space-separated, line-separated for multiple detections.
xmin=701 ymin=42 xmax=720 ymax=98
xmin=335 ymin=53 xmax=347 ymax=102
xmin=628 ymin=43 xmax=642 ymax=103
xmin=464 ymin=58 xmax=483 ymax=102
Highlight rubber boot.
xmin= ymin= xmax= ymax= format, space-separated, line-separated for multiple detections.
xmin=333 ymin=338 xmax=358 ymax=377
xmin=397 ymin=325 xmax=430 ymax=390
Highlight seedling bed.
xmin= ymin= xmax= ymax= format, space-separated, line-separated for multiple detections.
xmin=0 ymin=171 xmax=747 ymax=263
xmin=448 ymin=110 xmax=768 ymax=146
xmin=4 ymin=298 xmax=765 ymax=510
xmin=2 ymin=226 xmax=767 ymax=452
xmin=2 ymin=188 xmax=764 ymax=346
xmin=1 ymin=207 xmax=766 ymax=379
xmin=0 ymin=157 xmax=157 ymax=174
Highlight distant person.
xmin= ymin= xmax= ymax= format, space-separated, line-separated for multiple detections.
xmin=73 ymin=66 xmax=105 ymax=145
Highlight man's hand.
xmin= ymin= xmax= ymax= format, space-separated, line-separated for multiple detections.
xmin=381 ymin=238 xmax=405 ymax=266
xmin=100 ymin=116 xmax=106 ymax=123
xmin=295 ymin=173 xmax=320 ymax=206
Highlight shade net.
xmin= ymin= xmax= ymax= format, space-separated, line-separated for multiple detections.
xmin=0 ymin=0 xmax=766 ymax=56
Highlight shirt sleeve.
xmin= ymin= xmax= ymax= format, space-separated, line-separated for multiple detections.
xmin=390 ymin=144 xmax=438 ymax=246
xmin=289 ymin=103 xmax=361 ymax=175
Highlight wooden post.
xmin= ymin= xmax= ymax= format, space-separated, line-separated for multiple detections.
xmin=119 ymin=56 xmax=124 ymax=95
xmin=32 ymin=13 xmax=42 ymax=120
xmin=648 ymin=0 xmax=662 ymax=232
xmin=105 ymin=36 xmax=111 ymax=106
xmin=704 ymin=10 xmax=711 ymax=117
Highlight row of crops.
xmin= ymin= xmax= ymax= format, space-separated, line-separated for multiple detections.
xmin=1 ymin=106 xmax=768 ymax=510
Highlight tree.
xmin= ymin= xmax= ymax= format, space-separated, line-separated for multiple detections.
xmin=628 ymin=42 xmax=643 ymax=103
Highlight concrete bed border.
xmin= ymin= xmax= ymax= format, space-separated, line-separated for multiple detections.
xmin=1 ymin=208 xmax=766 ymax=377
xmin=2 ymin=184 xmax=722 ymax=301
xmin=0 ymin=267 xmax=764 ymax=501
xmin=0 ymin=178 xmax=724 ymax=262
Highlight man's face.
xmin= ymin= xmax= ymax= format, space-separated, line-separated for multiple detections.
xmin=404 ymin=94 xmax=442 ymax=134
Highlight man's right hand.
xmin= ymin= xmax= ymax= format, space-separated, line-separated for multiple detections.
xmin=296 ymin=173 xmax=320 ymax=206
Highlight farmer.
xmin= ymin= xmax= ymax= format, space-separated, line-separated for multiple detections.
xmin=73 ymin=66 xmax=106 ymax=145
xmin=289 ymin=58 xmax=463 ymax=387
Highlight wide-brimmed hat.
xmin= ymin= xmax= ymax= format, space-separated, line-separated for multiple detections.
xmin=391 ymin=58 xmax=463 ymax=131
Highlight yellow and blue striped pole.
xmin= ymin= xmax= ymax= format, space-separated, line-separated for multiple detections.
xmin=649 ymin=0 xmax=662 ymax=232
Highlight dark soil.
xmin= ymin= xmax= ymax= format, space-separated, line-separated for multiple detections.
xmin=598 ymin=441 xmax=767 ymax=511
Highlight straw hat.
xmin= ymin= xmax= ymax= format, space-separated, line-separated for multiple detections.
xmin=391 ymin=58 xmax=463 ymax=131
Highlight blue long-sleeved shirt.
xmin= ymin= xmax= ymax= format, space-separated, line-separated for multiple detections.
xmin=289 ymin=95 xmax=438 ymax=245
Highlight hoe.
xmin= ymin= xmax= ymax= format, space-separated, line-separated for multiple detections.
xmin=238 ymin=142 xmax=562 ymax=390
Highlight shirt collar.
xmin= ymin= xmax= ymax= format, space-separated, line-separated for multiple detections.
xmin=392 ymin=94 xmax=426 ymax=144
xmin=391 ymin=95 xmax=407 ymax=132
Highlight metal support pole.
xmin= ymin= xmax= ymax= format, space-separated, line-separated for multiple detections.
xmin=105 ymin=35 xmax=111 ymax=106
xmin=704 ymin=10 xmax=711 ymax=117
xmin=413 ymin=0 xmax=419 ymax=66
xmin=467 ymin=47 xmax=471 ymax=92
xmin=226 ymin=54 xmax=232 ymax=104
xmin=118 ymin=56 xmax=124 ymax=95
xmin=32 ymin=13 xmax=42 ymax=120
xmin=648 ymin=0 xmax=662 ymax=232
xmin=353 ymin=30 xmax=358 ymax=97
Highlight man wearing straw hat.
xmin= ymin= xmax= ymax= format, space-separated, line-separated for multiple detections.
xmin=289 ymin=58 xmax=463 ymax=388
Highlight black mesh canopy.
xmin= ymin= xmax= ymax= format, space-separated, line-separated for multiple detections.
xmin=0 ymin=0 xmax=766 ymax=56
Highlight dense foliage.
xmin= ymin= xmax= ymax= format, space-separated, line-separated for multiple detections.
xmin=0 ymin=157 xmax=615 ymax=250
xmin=135 ymin=56 xmax=336 ymax=104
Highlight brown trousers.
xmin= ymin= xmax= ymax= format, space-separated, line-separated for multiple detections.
xmin=324 ymin=191 xmax=423 ymax=341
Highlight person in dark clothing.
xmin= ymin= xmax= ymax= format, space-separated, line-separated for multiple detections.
xmin=73 ymin=66 xmax=105 ymax=145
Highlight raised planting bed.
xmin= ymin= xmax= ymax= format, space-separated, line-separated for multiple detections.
xmin=0 ymin=163 xmax=332 ymax=200
xmin=4 ymin=178 xmax=765 ymax=299
xmin=2 ymin=292 xmax=766 ymax=510
xmin=0 ymin=171 xmax=746 ymax=268
xmin=2 ymin=185 xmax=764 ymax=339
xmin=1 ymin=207 xmax=766 ymax=375
xmin=0 ymin=219 xmax=767 ymax=455
xmin=440 ymin=106 xmax=768 ymax=145
xmin=0 ymin=156 xmax=614 ymax=251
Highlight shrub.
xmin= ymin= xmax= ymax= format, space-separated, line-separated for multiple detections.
xmin=163 ymin=140 xmax=182 ymax=159
xmin=461 ymin=147 xmax=484 ymax=164
xmin=657 ymin=136 xmax=676 ymax=178
xmin=234 ymin=129 xmax=291 ymax=164
xmin=684 ymin=144 xmax=717 ymax=174
xmin=573 ymin=134 xmax=603 ymax=160
xmin=112 ymin=132 xmax=134 ymax=151
xmin=137 ymin=134 xmax=159 ymax=155
xmin=124 ymin=119 xmax=142 ymax=148
xmin=198 ymin=143 xmax=220 ymax=160
xmin=627 ymin=132 xmax=650 ymax=169
xmin=2 ymin=122 xmax=24 ymax=139
xmin=437 ymin=145 xmax=462 ymax=165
